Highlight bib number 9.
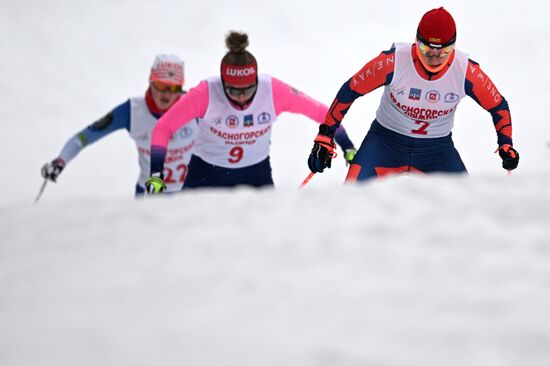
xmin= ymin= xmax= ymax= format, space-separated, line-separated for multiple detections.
xmin=228 ymin=146 xmax=244 ymax=164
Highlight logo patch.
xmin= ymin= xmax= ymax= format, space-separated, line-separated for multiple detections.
xmin=90 ymin=112 xmax=114 ymax=131
xmin=426 ymin=90 xmax=440 ymax=103
xmin=177 ymin=126 xmax=194 ymax=139
xmin=258 ymin=112 xmax=271 ymax=124
xmin=244 ymin=114 xmax=254 ymax=127
xmin=444 ymin=92 xmax=460 ymax=103
xmin=409 ymin=88 xmax=422 ymax=101
xmin=225 ymin=67 xmax=256 ymax=77
xmin=225 ymin=115 xmax=239 ymax=128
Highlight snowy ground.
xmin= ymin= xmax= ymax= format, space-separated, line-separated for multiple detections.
xmin=1 ymin=0 xmax=550 ymax=365
xmin=2 ymin=175 xmax=550 ymax=366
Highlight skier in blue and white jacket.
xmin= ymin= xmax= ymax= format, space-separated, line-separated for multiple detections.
xmin=41 ymin=55 xmax=198 ymax=195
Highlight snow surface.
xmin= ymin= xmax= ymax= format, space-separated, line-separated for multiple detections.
xmin=1 ymin=0 xmax=550 ymax=365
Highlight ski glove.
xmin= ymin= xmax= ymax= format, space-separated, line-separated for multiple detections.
xmin=496 ymin=144 xmax=519 ymax=170
xmin=145 ymin=173 xmax=167 ymax=194
xmin=344 ymin=148 xmax=357 ymax=166
xmin=41 ymin=158 xmax=65 ymax=182
xmin=308 ymin=124 xmax=337 ymax=173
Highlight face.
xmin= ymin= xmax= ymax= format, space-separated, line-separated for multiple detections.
xmin=150 ymin=81 xmax=183 ymax=110
xmin=224 ymin=82 xmax=258 ymax=105
xmin=416 ymin=40 xmax=455 ymax=69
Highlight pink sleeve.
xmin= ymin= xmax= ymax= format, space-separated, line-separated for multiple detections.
xmin=271 ymin=77 xmax=328 ymax=123
xmin=151 ymin=80 xmax=210 ymax=148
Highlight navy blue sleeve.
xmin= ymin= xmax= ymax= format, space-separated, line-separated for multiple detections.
xmin=334 ymin=125 xmax=355 ymax=151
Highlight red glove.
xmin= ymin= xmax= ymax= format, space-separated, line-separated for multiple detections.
xmin=308 ymin=125 xmax=337 ymax=173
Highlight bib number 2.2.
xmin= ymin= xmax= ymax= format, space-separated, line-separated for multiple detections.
xmin=164 ymin=164 xmax=188 ymax=184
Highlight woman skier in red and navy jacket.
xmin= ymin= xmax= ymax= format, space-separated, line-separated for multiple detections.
xmin=308 ymin=7 xmax=519 ymax=182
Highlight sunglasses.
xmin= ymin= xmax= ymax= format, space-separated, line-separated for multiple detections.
xmin=151 ymin=81 xmax=182 ymax=93
xmin=416 ymin=40 xmax=455 ymax=58
xmin=224 ymin=84 xmax=258 ymax=98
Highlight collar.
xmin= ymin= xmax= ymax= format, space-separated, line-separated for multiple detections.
xmin=144 ymin=88 xmax=184 ymax=117
xmin=145 ymin=88 xmax=164 ymax=118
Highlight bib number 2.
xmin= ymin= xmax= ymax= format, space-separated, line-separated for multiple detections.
xmin=228 ymin=146 xmax=244 ymax=164
xmin=412 ymin=120 xmax=430 ymax=135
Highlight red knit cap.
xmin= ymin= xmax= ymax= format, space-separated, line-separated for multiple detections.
xmin=417 ymin=7 xmax=456 ymax=47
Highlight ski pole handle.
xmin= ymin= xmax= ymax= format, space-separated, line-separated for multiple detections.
xmin=299 ymin=172 xmax=315 ymax=188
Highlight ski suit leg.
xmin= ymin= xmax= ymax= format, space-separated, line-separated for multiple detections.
xmin=183 ymin=155 xmax=274 ymax=189
xmin=135 ymin=184 xmax=145 ymax=197
xmin=346 ymin=121 xmax=468 ymax=182
xmin=346 ymin=121 xmax=410 ymax=182
xmin=409 ymin=133 xmax=468 ymax=175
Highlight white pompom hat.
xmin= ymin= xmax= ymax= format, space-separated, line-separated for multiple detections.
xmin=149 ymin=54 xmax=185 ymax=86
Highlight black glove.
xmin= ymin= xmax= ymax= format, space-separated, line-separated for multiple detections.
xmin=41 ymin=158 xmax=65 ymax=182
xmin=497 ymin=144 xmax=519 ymax=170
xmin=308 ymin=124 xmax=337 ymax=173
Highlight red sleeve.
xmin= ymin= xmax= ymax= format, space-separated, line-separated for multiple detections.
xmin=465 ymin=59 xmax=513 ymax=146
xmin=325 ymin=49 xmax=395 ymax=127
xmin=350 ymin=50 xmax=396 ymax=95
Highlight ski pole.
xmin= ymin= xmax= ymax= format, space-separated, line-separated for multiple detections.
xmin=299 ymin=172 xmax=315 ymax=188
xmin=34 ymin=179 xmax=48 ymax=204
